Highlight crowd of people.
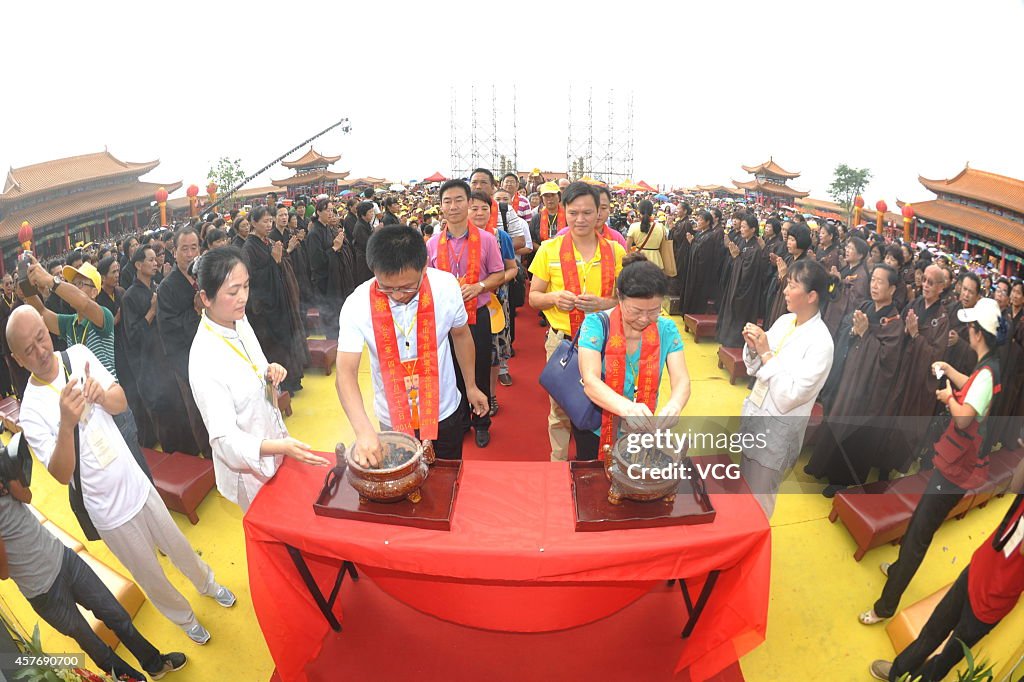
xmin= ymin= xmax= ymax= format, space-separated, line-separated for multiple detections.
xmin=0 ymin=169 xmax=1020 ymax=682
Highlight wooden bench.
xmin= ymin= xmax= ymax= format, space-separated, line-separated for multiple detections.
xmin=717 ymin=347 xmax=748 ymax=385
xmin=829 ymin=448 xmax=1023 ymax=561
xmin=307 ymin=339 xmax=339 ymax=375
xmin=142 ymin=448 xmax=216 ymax=525
xmin=682 ymin=314 xmax=717 ymax=342
xmin=0 ymin=396 xmax=21 ymax=433
xmin=887 ymin=583 xmax=952 ymax=657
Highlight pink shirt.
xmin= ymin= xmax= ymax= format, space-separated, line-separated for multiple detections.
xmin=426 ymin=227 xmax=505 ymax=310
xmin=556 ymin=224 xmax=627 ymax=249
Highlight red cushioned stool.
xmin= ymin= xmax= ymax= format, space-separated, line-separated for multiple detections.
xmin=717 ymin=347 xmax=748 ymax=385
xmin=830 ymin=478 xmax=919 ymax=561
xmin=148 ymin=452 xmax=216 ymax=525
xmin=305 ymin=308 xmax=321 ymax=335
xmin=0 ymin=396 xmax=21 ymax=433
xmin=682 ymin=314 xmax=717 ymax=342
xmin=307 ymin=339 xmax=338 ymax=375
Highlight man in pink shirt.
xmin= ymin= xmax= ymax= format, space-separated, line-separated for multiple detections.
xmin=556 ymin=184 xmax=627 ymax=248
xmin=427 ymin=179 xmax=505 ymax=447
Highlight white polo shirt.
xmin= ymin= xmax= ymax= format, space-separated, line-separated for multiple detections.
xmin=338 ymin=267 xmax=467 ymax=426
xmin=20 ymin=345 xmax=150 ymax=532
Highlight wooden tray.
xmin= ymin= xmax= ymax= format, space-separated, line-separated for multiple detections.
xmin=313 ymin=459 xmax=462 ymax=531
xmin=570 ymin=460 xmax=716 ymax=531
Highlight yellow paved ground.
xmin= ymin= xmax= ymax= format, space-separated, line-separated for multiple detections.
xmin=1 ymin=317 xmax=1020 ymax=681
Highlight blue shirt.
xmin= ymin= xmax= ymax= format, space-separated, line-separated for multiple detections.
xmin=496 ymin=228 xmax=515 ymax=261
xmin=579 ymin=313 xmax=684 ymax=432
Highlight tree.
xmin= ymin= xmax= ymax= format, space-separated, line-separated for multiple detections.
xmin=827 ymin=164 xmax=872 ymax=222
xmin=206 ymin=156 xmax=247 ymax=205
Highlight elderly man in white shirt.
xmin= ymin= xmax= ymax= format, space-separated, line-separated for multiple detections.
xmin=189 ymin=247 xmax=329 ymax=511
xmin=737 ymin=259 xmax=835 ymax=518
xmin=9 ymin=306 xmax=235 ymax=647
xmin=336 ymin=225 xmax=488 ymax=465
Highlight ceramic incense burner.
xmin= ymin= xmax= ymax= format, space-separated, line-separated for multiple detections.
xmin=338 ymin=431 xmax=433 ymax=504
xmin=602 ymin=434 xmax=687 ymax=505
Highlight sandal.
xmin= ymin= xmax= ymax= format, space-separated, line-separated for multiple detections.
xmin=858 ymin=609 xmax=886 ymax=625
xmin=880 ymin=562 xmax=891 ymax=577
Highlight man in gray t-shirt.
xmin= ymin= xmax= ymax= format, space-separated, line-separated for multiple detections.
xmin=0 ymin=481 xmax=184 ymax=680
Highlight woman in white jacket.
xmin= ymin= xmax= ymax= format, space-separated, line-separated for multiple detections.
xmin=737 ymin=259 xmax=834 ymax=518
xmin=189 ymin=247 xmax=327 ymax=511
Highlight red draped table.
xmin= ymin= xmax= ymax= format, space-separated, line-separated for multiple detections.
xmin=244 ymin=456 xmax=771 ymax=682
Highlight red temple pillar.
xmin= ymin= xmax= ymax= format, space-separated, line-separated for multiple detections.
xmin=105 ymin=210 xmax=110 ymax=237
xmin=64 ymin=225 xmax=70 ymax=250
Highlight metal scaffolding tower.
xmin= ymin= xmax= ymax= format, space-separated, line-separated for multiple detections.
xmin=565 ymin=88 xmax=634 ymax=184
xmin=449 ymin=85 xmax=518 ymax=179
xmin=566 ymin=86 xmax=593 ymax=180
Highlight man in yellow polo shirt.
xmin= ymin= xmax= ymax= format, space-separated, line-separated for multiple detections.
xmin=529 ymin=182 xmax=625 ymax=461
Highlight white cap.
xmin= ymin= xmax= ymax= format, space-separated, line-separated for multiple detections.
xmin=957 ymin=297 xmax=1001 ymax=336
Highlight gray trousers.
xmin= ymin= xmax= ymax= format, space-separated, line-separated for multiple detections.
xmin=99 ymin=486 xmax=217 ymax=631
xmin=741 ymin=454 xmax=785 ymax=519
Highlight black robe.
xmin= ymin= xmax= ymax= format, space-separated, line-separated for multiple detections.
xmin=944 ymin=302 xmax=978 ymax=375
xmin=716 ymin=236 xmax=764 ymax=347
xmin=824 ymin=259 xmax=870 ymax=337
xmin=876 ymin=296 xmax=950 ymax=471
xmin=667 ymin=218 xmax=692 ymax=303
xmin=98 ymin=287 xmax=156 ymax=447
xmin=806 ymin=301 xmax=904 ymax=485
xmin=266 ymin=230 xmax=310 ymax=387
xmin=681 ymin=226 xmax=726 ymax=315
xmin=0 ymin=295 xmax=27 ymax=398
xmin=122 ymin=280 xmax=203 ymax=455
xmin=244 ymin=236 xmax=305 ymax=388
xmin=306 ymin=218 xmax=355 ymax=339
xmin=351 ymin=219 xmax=374 ymax=285
xmin=765 ymin=250 xmax=812 ymax=330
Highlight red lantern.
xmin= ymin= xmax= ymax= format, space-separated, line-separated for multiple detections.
xmin=875 ymin=200 xmax=887 ymax=235
xmin=186 ymin=184 xmax=200 ymax=217
xmin=18 ymin=221 xmax=33 ymax=251
xmin=853 ymin=195 xmax=865 ymax=208
xmin=875 ymin=200 xmax=888 ymax=213
xmin=901 ymin=204 xmax=914 ymax=243
xmin=206 ymin=182 xmax=218 ymax=205
xmin=901 ymin=204 xmax=915 ymax=219
xmin=154 ymin=187 xmax=169 ymax=204
xmin=186 ymin=184 xmax=199 ymax=198
xmin=155 ymin=187 xmax=168 ymax=226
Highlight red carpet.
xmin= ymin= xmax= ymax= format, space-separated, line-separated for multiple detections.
xmin=464 ymin=305 xmax=564 ymax=462
xmin=269 ymin=573 xmax=745 ymax=682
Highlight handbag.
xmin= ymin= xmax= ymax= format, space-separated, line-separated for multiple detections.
xmin=539 ymin=313 xmax=608 ymax=431
xmin=659 ymin=226 xmax=677 ymax=276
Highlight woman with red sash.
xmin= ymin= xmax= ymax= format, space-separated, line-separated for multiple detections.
xmin=337 ymin=225 xmax=489 ymax=466
xmin=576 ymin=254 xmax=691 ymax=461
xmin=529 ymin=182 xmax=626 ymax=461
xmin=861 ymin=297 xmax=1005 ymax=626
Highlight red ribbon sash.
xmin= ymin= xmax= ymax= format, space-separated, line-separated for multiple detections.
xmin=437 ymin=224 xmax=482 ymax=324
xmin=558 ymin=235 xmax=616 ymax=336
xmin=370 ymin=277 xmax=440 ymax=440
xmin=486 ymin=200 xmax=499 ymax=234
xmin=542 ymin=206 xmax=567 ymax=240
xmin=600 ymin=306 xmax=661 ymax=457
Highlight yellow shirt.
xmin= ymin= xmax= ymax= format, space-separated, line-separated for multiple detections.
xmin=529 ymin=234 xmax=625 ymax=333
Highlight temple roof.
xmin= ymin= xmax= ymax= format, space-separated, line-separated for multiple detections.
xmin=1 ymin=151 xmax=161 ymax=203
xmin=740 ymin=158 xmax=800 ymax=179
xmin=0 ymin=180 xmax=181 ymax=240
xmin=905 ymin=199 xmax=1024 ymax=252
xmin=690 ymin=184 xmax=744 ymax=195
xmin=271 ymin=170 xmax=351 ymax=188
xmin=281 ymin=147 xmax=342 ymax=169
xmin=919 ymin=166 xmax=1024 ymax=216
xmin=732 ymin=179 xmax=809 ymax=198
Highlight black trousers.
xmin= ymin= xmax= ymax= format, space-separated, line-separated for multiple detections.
xmin=451 ymin=304 xmax=492 ymax=431
xmin=572 ymin=424 xmax=601 ymax=461
xmin=889 ymin=567 xmax=995 ymax=681
xmin=383 ymin=404 xmax=467 ymax=460
xmin=28 ymin=547 xmax=163 ymax=679
xmin=874 ymin=470 xmax=965 ymax=617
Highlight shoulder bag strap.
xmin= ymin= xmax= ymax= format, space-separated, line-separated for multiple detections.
xmin=58 ymin=351 xmax=84 ymax=494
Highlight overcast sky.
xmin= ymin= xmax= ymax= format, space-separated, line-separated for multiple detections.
xmin=3 ymin=0 xmax=1023 ymax=205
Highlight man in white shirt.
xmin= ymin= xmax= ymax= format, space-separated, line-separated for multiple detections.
xmin=336 ymin=225 xmax=488 ymax=464
xmin=8 ymin=307 xmax=235 ymax=646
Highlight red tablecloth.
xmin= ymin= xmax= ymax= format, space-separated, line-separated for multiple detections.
xmin=244 ymin=456 xmax=771 ymax=682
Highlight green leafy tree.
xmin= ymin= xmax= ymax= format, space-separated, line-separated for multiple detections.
xmin=206 ymin=156 xmax=246 ymax=203
xmin=827 ymin=164 xmax=872 ymax=221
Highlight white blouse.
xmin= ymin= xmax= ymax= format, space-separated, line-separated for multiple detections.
xmin=188 ymin=314 xmax=286 ymax=510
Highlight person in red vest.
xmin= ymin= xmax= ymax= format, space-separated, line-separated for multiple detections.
xmin=870 ymin=460 xmax=1024 ymax=681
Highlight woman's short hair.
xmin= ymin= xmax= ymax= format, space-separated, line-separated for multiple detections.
xmin=197 ymin=246 xmax=246 ymax=301
xmin=616 ymin=253 xmax=668 ymax=299
xmin=789 ymin=259 xmax=829 ymax=309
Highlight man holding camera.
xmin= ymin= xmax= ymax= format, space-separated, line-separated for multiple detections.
xmin=8 ymin=306 xmax=235 ymax=646
xmin=0 ymin=468 xmax=186 ymax=680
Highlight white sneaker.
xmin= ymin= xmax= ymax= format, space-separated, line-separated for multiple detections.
xmin=185 ymin=623 xmax=210 ymax=645
xmin=212 ymin=585 xmax=236 ymax=608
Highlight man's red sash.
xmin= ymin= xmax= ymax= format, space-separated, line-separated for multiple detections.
xmin=542 ymin=206 xmax=567 ymax=239
xmin=558 ymin=235 xmax=615 ymax=336
xmin=370 ymin=277 xmax=440 ymax=439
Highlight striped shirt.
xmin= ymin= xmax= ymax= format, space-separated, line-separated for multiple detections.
xmin=58 ymin=306 xmax=117 ymax=379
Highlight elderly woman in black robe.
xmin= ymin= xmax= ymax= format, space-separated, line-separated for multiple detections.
xmin=716 ymin=213 xmax=765 ymax=347
xmin=243 ymin=206 xmax=305 ymax=395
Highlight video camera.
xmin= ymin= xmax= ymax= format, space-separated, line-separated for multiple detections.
xmin=0 ymin=432 xmax=33 ymax=488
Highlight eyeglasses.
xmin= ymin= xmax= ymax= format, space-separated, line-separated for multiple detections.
xmin=376 ymin=273 xmax=423 ymax=295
